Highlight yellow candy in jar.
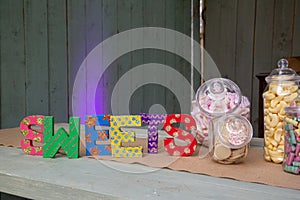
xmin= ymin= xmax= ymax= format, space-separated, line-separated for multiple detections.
xmin=263 ymin=59 xmax=300 ymax=163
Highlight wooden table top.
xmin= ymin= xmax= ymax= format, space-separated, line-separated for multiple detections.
xmin=0 ymin=145 xmax=299 ymax=200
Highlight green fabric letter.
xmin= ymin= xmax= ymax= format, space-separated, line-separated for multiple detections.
xmin=43 ymin=116 xmax=80 ymax=158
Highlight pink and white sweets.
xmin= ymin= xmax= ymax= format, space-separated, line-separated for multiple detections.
xmin=191 ymin=78 xmax=250 ymax=146
xmin=191 ymin=95 xmax=250 ymax=145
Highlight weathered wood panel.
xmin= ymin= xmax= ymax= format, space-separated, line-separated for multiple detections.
xmin=192 ymin=0 xmax=201 ymax=93
xmin=204 ymin=0 xmax=221 ymax=71
xmin=47 ymin=0 xmax=68 ymax=122
xmin=292 ymin=0 xmax=300 ymax=56
xmin=67 ymin=0 xmax=86 ymax=119
xmin=235 ymin=0 xmax=255 ymax=103
xmin=181 ymin=0 xmax=192 ymax=113
xmin=205 ymin=0 xmax=300 ymax=136
xmin=86 ymin=0 xmax=103 ymax=116
xmin=101 ymin=0 xmax=118 ymax=115
xmin=272 ymin=0 xmax=294 ymax=61
xmin=251 ymin=0 xmax=275 ymax=135
xmin=129 ymin=0 xmax=144 ymax=115
xmin=0 ymin=0 xmax=26 ymax=128
xmin=0 ymin=0 xmax=199 ymax=128
xmin=116 ymin=0 xmax=131 ymax=114
xmin=254 ymin=0 xmax=296 ymax=136
xmin=173 ymin=0 xmax=191 ymax=114
xmin=165 ymin=0 xmax=177 ymax=114
xmin=143 ymin=0 xmax=166 ymax=114
xmin=24 ymin=0 xmax=49 ymax=115
xmin=1 ymin=0 xmax=300 ymax=137
xmin=205 ymin=0 xmax=238 ymax=80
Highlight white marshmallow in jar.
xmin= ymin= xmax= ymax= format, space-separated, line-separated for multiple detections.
xmin=263 ymin=58 xmax=300 ymax=163
xmin=209 ymin=114 xmax=253 ymax=164
xmin=191 ymin=78 xmax=250 ymax=146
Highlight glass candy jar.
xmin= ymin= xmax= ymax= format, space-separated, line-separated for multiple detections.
xmin=191 ymin=78 xmax=250 ymax=146
xmin=263 ymin=59 xmax=300 ymax=163
xmin=209 ymin=114 xmax=253 ymax=164
xmin=283 ymin=95 xmax=300 ymax=174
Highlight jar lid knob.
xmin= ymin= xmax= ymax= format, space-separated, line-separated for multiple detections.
xmin=208 ymin=80 xmax=226 ymax=99
xmin=277 ymin=58 xmax=289 ymax=69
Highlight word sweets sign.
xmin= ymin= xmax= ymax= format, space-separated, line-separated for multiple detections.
xmin=19 ymin=114 xmax=197 ymax=158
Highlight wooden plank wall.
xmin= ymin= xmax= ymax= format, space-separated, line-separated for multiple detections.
xmin=0 ymin=0 xmax=199 ymax=128
xmin=205 ymin=0 xmax=300 ymax=136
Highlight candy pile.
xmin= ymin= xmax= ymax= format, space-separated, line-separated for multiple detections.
xmin=191 ymin=78 xmax=250 ymax=146
xmin=210 ymin=115 xmax=252 ymax=164
xmin=192 ymin=96 xmax=250 ymax=145
xmin=263 ymin=81 xmax=298 ymax=163
xmin=191 ymin=102 xmax=211 ymax=145
xmin=198 ymin=92 xmax=240 ymax=114
xmin=263 ymin=58 xmax=300 ymax=164
xmin=283 ymin=116 xmax=300 ymax=175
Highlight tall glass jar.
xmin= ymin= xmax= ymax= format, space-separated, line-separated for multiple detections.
xmin=263 ymin=59 xmax=300 ymax=163
xmin=283 ymin=96 xmax=300 ymax=174
xmin=191 ymin=78 xmax=250 ymax=146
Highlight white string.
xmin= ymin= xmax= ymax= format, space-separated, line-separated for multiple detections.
xmin=191 ymin=0 xmax=194 ymax=103
xmin=200 ymin=0 xmax=204 ymax=85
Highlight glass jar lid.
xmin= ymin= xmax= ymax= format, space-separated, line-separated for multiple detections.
xmin=195 ymin=78 xmax=242 ymax=116
xmin=215 ymin=114 xmax=253 ymax=149
xmin=265 ymin=58 xmax=300 ymax=83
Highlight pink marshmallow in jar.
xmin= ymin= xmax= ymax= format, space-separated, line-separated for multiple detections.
xmin=192 ymin=78 xmax=251 ymax=145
